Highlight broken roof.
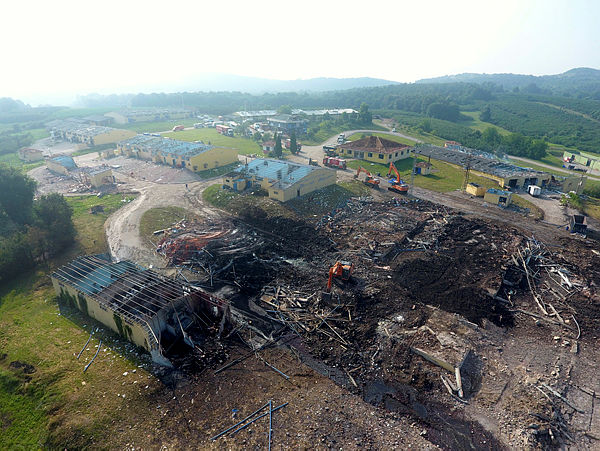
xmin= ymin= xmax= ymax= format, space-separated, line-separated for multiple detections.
xmin=49 ymin=155 xmax=77 ymax=169
xmin=51 ymin=254 xmax=189 ymax=323
xmin=233 ymin=158 xmax=327 ymax=189
xmin=339 ymin=136 xmax=410 ymax=154
xmin=119 ymin=135 xmax=216 ymax=158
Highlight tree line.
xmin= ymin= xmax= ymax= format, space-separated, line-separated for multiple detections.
xmin=0 ymin=166 xmax=75 ymax=284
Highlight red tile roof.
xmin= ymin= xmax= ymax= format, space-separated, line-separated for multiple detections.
xmin=338 ymin=136 xmax=410 ymax=154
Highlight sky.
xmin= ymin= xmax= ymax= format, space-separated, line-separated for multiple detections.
xmin=1 ymin=0 xmax=599 ymax=105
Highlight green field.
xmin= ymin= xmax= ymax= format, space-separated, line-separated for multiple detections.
xmin=347 ymin=132 xmax=417 ymax=146
xmin=462 ymin=111 xmax=511 ymax=136
xmin=347 ymin=156 xmax=499 ymax=193
xmin=139 ymin=206 xmax=199 ymax=243
xmin=162 ymin=128 xmax=262 ymax=155
xmin=0 ymin=192 xmax=153 ymax=449
xmin=0 ymin=152 xmax=45 ymax=173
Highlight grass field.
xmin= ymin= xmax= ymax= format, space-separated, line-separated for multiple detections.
xmin=0 ymin=192 xmax=152 ymax=449
xmin=139 ymin=206 xmax=199 ymax=243
xmin=113 ymin=119 xmax=198 ymax=133
xmin=0 ymin=152 xmax=45 ymax=172
xmin=462 ymin=111 xmax=511 ymax=136
xmin=347 ymin=132 xmax=417 ymax=146
xmin=512 ymin=195 xmax=545 ymax=220
xmin=347 ymin=156 xmax=500 ymax=193
xmin=162 ymin=128 xmax=262 ymax=156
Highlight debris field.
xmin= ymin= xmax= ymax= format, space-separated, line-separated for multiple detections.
xmin=153 ymin=196 xmax=600 ymax=449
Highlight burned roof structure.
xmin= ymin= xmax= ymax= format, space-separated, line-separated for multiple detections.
xmin=51 ymin=254 xmax=231 ymax=366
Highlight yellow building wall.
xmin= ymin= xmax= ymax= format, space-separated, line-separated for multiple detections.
xmin=269 ymin=168 xmax=336 ymax=202
xmin=466 ymin=183 xmax=486 ymax=197
xmin=89 ymin=169 xmax=114 ymax=187
xmin=561 ymin=176 xmax=586 ymax=194
xmin=46 ymin=160 xmax=70 ymax=175
xmin=188 ymin=147 xmax=238 ymax=172
xmin=335 ymin=146 xmax=410 ymax=164
xmin=51 ymin=278 xmax=153 ymax=351
xmin=93 ymin=129 xmax=136 ymax=145
xmin=484 ymin=191 xmax=512 ymax=206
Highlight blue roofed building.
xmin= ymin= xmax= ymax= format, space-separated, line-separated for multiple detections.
xmin=222 ymin=158 xmax=336 ymax=202
xmin=117 ymin=135 xmax=238 ymax=172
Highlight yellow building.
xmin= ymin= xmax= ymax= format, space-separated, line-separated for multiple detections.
xmin=18 ymin=147 xmax=43 ymax=162
xmin=223 ymin=158 xmax=336 ymax=202
xmin=85 ymin=167 xmax=115 ymax=188
xmin=47 ymin=155 xmax=77 ymax=175
xmin=51 ymin=255 xmax=231 ymax=367
xmin=47 ymin=119 xmax=135 ymax=146
xmin=118 ymin=135 xmax=238 ymax=172
xmin=335 ymin=136 xmax=411 ymax=164
xmin=484 ymin=188 xmax=512 ymax=206
xmin=466 ymin=183 xmax=486 ymax=197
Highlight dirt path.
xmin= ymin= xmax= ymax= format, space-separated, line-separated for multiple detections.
xmin=509 ymin=155 xmax=600 ymax=180
xmin=104 ymin=174 xmax=219 ymax=267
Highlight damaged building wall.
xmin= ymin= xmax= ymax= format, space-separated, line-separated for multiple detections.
xmin=51 ymin=277 xmax=156 ymax=352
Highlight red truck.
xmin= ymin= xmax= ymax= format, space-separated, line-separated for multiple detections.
xmin=171 ymin=125 xmax=185 ymax=132
xmin=322 ymin=156 xmax=347 ymax=170
xmin=216 ymin=124 xmax=234 ymax=136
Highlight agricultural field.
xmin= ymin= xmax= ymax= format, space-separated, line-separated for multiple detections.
xmin=113 ymin=119 xmax=198 ymax=133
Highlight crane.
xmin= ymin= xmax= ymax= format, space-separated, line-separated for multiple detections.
xmin=386 ymin=162 xmax=409 ymax=194
xmin=354 ymin=166 xmax=380 ymax=189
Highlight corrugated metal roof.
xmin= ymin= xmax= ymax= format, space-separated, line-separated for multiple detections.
xmin=234 ymin=158 xmax=324 ymax=189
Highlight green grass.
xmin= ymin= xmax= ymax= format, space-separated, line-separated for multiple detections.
xmin=162 ymin=129 xmax=262 ymax=155
xmin=139 ymin=206 xmax=199 ymax=243
xmin=512 ymin=195 xmax=544 ymax=220
xmin=461 ymin=111 xmax=511 ymax=136
xmin=66 ymin=194 xmax=136 ymax=254
xmin=347 ymin=132 xmax=417 ymax=146
xmin=302 ymin=123 xmax=387 ymax=146
xmin=0 ymin=152 xmax=45 ymax=173
xmin=113 ymin=119 xmax=198 ymax=133
xmin=347 ymin=156 xmax=500 ymax=193
xmin=202 ymin=184 xmax=242 ymax=208
xmin=583 ymin=197 xmax=600 ymax=221
xmin=28 ymin=128 xmax=50 ymax=141
xmin=0 ymin=192 xmax=151 ymax=449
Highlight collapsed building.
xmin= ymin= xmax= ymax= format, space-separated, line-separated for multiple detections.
xmin=51 ymin=254 xmax=233 ymax=366
xmin=417 ymin=145 xmax=587 ymax=193
xmin=46 ymin=119 xmax=136 ymax=146
xmin=222 ymin=158 xmax=336 ymax=202
xmin=46 ymin=156 xmax=115 ymax=189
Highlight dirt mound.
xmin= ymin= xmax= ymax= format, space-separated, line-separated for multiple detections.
xmin=9 ymin=360 xmax=36 ymax=374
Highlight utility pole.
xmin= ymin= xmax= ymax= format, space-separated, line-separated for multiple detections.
xmin=461 ymin=153 xmax=473 ymax=192
xmin=410 ymin=145 xmax=417 ymax=196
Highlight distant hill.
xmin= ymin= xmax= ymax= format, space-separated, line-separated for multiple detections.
xmin=168 ymin=73 xmax=400 ymax=94
xmin=417 ymin=68 xmax=600 ymax=98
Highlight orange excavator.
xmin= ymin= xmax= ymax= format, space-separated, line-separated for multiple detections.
xmin=354 ymin=166 xmax=380 ymax=189
xmin=325 ymin=261 xmax=355 ymax=294
xmin=387 ymin=162 xmax=409 ymax=194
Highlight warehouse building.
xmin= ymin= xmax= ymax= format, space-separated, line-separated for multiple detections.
xmin=335 ymin=136 xmax=411 ymax=164
xmin=267 ymin=115 xmax=308 ymax=134
xmin=484 ymin=188 xmax=512 ymax=207
xmin=81 ymin=167 xmax=115 ymax=188
xmin=117 ymin=135 xmax=238 ymax=172
xmin=105 ymin=108 xmax=193 ymax=124
xmin=51 ymin=254 xmax=231 ymax=366
xmin=563 ymin=150 xmax=600 ymax=172
xmin=223 ymin=158 xmax=336 ymax=202
xmin=47 ymin=119 xmax=136 ymax=146
xmin=417 ymin=145 xmax=553 ymax=189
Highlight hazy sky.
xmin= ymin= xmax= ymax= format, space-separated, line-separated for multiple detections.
xmin=2 ymin=0 xmax=599 ymax=105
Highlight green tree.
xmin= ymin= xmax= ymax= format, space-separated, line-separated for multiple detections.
xmin=289 ymin=131 xmax=298 ymax=155
xmin=0 ymin=165 xmax=36 ymax=226
xmin=358 ymin=103 xmax=372 ymax=124
xmin=32 ymin=193 xmax=75 ymax=257
xmin=480 ymin=105 xmax=491 ymax=122
xmin=277 ymin=105 xmax=292 ymax=114
xmin=482 ymin=127 xmax=502 ymax=147
xmin=273 ymin=133 xmax=283 ymax=158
